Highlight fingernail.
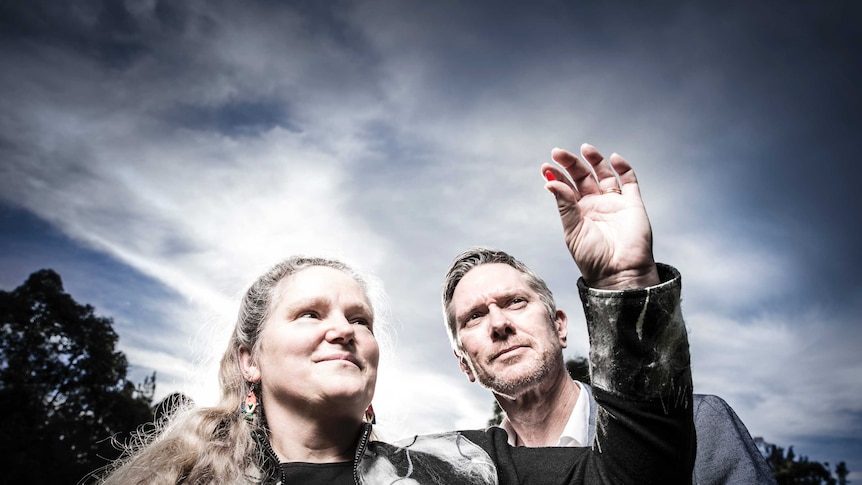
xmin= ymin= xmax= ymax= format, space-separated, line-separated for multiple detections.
xmin=544 ymin=170 xmax=556 ymax=182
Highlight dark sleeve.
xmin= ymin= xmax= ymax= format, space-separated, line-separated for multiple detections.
xmin=581 ymin=263 xmax=694 ymax=483
xmin=693 ymin=394 xmax=776 ymax=485
xmin=461 ymin=264 xmax=695 ymax=484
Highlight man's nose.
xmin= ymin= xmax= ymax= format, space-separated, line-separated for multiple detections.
xmin=488 ymin=305 xmax=514 ymax=338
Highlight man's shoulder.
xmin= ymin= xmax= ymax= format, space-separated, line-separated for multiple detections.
xmin=692 ymin=394 xmax=739 ymax=423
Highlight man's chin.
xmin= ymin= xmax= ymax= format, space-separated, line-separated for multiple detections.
xmin=477 ymin=371 xmax=543 ymax=399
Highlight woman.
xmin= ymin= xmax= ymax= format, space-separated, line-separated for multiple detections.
xmin=97 ymin=255 xmax=693 ymax=484
xmin=97 ymin=256 xmax=382 ymax=484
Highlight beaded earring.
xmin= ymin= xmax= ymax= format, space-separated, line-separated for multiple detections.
xmin=241 ymin=383 xmax=259 ymax=421
xmin=364 ymin=404 xmax=376 ymax=424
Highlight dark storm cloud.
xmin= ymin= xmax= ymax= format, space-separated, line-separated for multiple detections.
xmin=0 ymin=0 xmax=153 ymax=68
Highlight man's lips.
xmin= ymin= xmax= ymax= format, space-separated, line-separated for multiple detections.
xmin=491 ymin=345 xmax=527 ymax=361
xmin=318 ymin=353 xmax=361 ymax=368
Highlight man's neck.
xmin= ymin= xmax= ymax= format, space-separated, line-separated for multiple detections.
xmin=495 ymin=366 xmax=580 ymax=447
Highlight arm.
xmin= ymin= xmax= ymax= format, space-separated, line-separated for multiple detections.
xmin=693 ymin=395 xmax=777 ymax=485
xmin=539 ymin=145 xmax=693 ymax=482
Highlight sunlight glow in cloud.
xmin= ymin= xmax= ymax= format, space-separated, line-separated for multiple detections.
xmin=2 ymin=0 xmax=859 ymax=474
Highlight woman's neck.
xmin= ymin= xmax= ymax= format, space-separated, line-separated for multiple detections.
xmin=265 ymin=407 xmax=363 ymax=463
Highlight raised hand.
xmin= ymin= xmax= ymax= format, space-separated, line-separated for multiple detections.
xmin=541 ymin=143 xmax=659 ymax=290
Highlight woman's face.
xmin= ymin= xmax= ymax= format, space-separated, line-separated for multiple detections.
xmin=242 ymin=265 xmax=379 ymax=418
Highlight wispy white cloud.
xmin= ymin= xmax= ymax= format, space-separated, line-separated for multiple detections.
xmin=689 ymin=302 xmax=862 ymax=443
xmin=1 ymin=0 xmax=859 ymax=472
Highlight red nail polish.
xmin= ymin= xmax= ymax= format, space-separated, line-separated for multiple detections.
xmin=544 ymin=170 xmax=556 ymax=182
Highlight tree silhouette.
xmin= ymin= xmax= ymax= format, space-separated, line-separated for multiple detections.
xmin=835 ymin=461 xmax=849 ymax=485
xmin=565 ymin=356 xmax=590 ymax=385
xmin=758 ymin=438 xmax=848 ymax=485
xmin=0 ymin=269 xmax=156 ymax=483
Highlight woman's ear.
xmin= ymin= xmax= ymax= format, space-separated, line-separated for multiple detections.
xmin=239 ymin=345 xmax=261 ymax=382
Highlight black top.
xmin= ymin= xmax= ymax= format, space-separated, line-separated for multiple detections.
xmin=281 ymin=461 xmax=353 ymax=484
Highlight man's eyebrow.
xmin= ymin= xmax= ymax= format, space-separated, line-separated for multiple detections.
xmin=456 ymin=302 xmax=485 ymax=324
xmin=456 ymin=289 xmax=526 ymax=322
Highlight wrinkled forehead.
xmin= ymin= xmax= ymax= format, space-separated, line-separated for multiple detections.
xmin=451 ymin=263 xmax=536 ymax=311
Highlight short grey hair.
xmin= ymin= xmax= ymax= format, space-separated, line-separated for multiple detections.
xmin=441 ymin=247 xmax=557 ymax=353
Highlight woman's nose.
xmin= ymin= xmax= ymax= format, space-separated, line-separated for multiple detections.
xmin=325 ymin=314 xmax=356 ymax=343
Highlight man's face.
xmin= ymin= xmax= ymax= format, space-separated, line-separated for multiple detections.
xmin=450 ymin=263 xmax=567 ymax=398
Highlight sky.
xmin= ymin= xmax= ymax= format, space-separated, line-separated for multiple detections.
xmin=1 ymin=0 xmax=860 ymax=477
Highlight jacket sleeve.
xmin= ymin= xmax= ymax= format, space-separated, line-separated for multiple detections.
xmin=693 ymin=394 xmax=776 ymax=485
xmin=577 ymin=262 xmax=694 ymax=483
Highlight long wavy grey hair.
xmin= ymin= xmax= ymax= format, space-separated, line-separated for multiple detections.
xmin=94 ymin=255 xmax=387 ymax=484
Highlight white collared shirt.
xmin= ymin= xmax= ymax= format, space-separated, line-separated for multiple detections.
xmin=498 ymin=379 xmax=593 ymax=447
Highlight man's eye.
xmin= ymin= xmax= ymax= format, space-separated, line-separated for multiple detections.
xmin=466 ymin=312 xmax=483 ymax=325
xmin=510 ymin=297 xmax=526 ymax=307
xmin=299 ymin=311 xmax=320 ymax=319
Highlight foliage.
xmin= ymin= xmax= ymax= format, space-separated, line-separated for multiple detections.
xmin=758 ymin=438 xmax=849 ymax=485
xmin=487 ymin=400 xmax=505 ymax=427
xmin=565 ymin=356 xmax=590 ymax=385
xmin=0 ymin=269 xmax=156 ymax=483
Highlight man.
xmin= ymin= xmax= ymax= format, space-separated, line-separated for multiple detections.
xmin=443 ymin=144 xmax=775 ymax=484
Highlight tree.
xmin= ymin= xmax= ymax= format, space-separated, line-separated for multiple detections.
xmin=835 ymin=461 xmax=849 ymax=485
xmin=757 ymin=438 xmax=848 ymax=484
xmin=0 ymin=269 xmax=156 ymax=483
xmin=565 ymin=356 xmax=590 ymax=385
xmin=487 ymin=356 xmax=590 ymax=426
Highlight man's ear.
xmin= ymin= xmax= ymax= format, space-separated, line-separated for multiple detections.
xmin=555 ymin=309 xmax=569 ymax=349
xmin=454 ymin=349 xmax=476 ymax=382
xmin=239 ymin=345 xmax=262 ymax=383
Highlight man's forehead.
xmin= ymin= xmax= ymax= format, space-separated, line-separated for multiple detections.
xmin=453 ymin=263 xmax=534 ymax=308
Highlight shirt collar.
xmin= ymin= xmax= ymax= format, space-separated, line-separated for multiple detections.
xmin=498 ymin=379 xmax=591 ymax=447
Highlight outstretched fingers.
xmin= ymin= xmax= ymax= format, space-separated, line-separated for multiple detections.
xmin=547 ymin=144 xmax=642 ymax=199
xmin=580 ymin=143 xmax=621 ymax=195
xmin=541 ymin=161 xmax=579 ymax=204
xmin=551 ymin=147 xmax=598 ymax=198
xmin=608 ymin=152 xmax=642 ymax=197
